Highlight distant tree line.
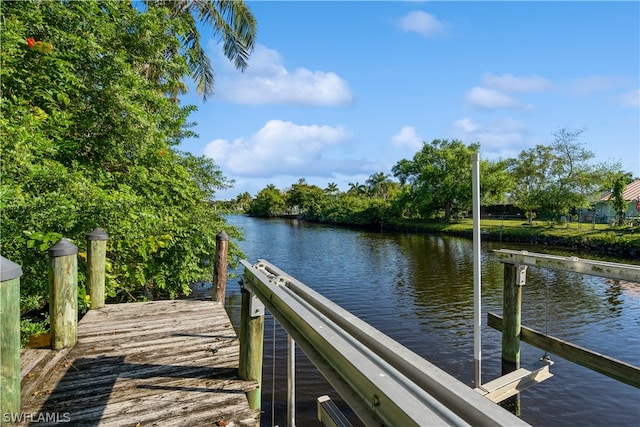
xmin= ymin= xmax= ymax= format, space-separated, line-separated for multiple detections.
xmin=229 ymin=131 xmax=632 ymax=227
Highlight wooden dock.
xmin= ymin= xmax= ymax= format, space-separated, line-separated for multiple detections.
xmin=18 ymin=299 xmax=259 ymax=426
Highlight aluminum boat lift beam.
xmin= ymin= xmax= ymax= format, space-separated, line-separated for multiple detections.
xmin=241 ymin=259 xmax=530 ymax=427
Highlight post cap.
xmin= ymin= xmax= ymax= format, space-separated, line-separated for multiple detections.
xmin=216 ymin=231 xmax=229 ymax=241
xmin=49 ymin=238 xmax=78 ymax=257
xmin=0 ymin=255 xmax=23 ymax=281
xmin=87 ymin=227 xmax=109 ymax=241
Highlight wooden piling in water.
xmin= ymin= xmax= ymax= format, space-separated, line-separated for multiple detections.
xmin=86 ymin=228 xmax=108 ymax=310
xmin=49 ymin=238 xmax=78 ymax=350
xmin=488 ymin=312 xmax=640 ymax=389
xmin=0 ymin=256 xmax=23 ymax=422
xmin=238 ymin=286 xmax=264 ymax=412
xmin=212 ymin=231 xmax=229 ymax=304
xmin=500 ymin=262 xmax=526 ymax=414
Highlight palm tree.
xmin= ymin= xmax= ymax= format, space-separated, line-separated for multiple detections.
xmin=234 ymin=191 xmax=252 ymax=211
xmin=146 ymin=0 xmax=256 ymax=101
xmin=366 ymin=172 xmax=391 ymax=199
xmin=325 ymin=182 xmax=339 ymax=195
xmin=348 ymin=182 xmax=367 ymax=196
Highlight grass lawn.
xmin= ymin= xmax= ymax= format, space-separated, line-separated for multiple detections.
xmin=386 ymin=218 xmax=640 ymax=260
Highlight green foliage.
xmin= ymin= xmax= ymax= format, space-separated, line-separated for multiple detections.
xmin=480 ymin=159 xmax=513 ymax=205
xmin=20 ymin=317 xmax=49 ymax=347
xmin=543 ymin=128 xmax=597 ymax=217
xmin=324 ymin=182 xmax=339 ymax=194
xmin=248 ymin=179 xmax=394 ymax=227
xmin=609 ymin=173 xmax=634 ymax=225
xmin=244 ymin=129 xmax=632 ymax=233
xmin=386 ymin=218 xmax=639 ymax=259
xmin=508 ymin=128 xmax=626 ymax=222
xmin=234 ymin=192 xmax=253 ymax=212
xmin=0 ymin=1 xmax=245 ymax=334
xmin=392 ymin=139 xmax=482 ymax=220
xmin=247 ymin=185 xmax=286 ymax=216
xmin=144 ymin=0 xmax=257 ymax=101
xmin=285 ymin=181 xmax=327 ymax=219
xmin=347 ymin=182 xmax=367 ymax=195
xmin=508 ymin=144 xmax=554 ymax=223
xmin=329 ymin=195 xmax=391 ymax=226
xmin=365 ymin=172 xmax=397 ymax=199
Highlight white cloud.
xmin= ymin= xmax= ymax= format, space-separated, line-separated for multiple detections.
xmin=465 ymin=73 xmax=553 ymax=110
xmin=465 ymin=86 xmax=520 ymax=109
xmin=215 ymin=44 xmax=353 ymax=106
xmin=481 ymin=73 xmax=553 ymax=93
xmin=391 ymin=126 xmax=423 ymax=150
xmin=398 ymin=11 xmax=446 ymax=38
xmin=619 ymin=89 xmax=640 ymax=107
xmin=464 ymin=73 xmax=554 ymax=110
xmin=451 ymin=117 xmax=532 ymax=159
xmin=203 ymin=120 xmax=361 ymax=177
xmin=453 ymin=117 xmax=479 ymax=134
xmin=568 ymin=75 xmax=616 ymax=95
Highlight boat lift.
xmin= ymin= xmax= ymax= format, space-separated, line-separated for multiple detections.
xmin=470 ymin=153 xmax=553 ymax=406
xmin=240 ymin=259 xmax=531 ymax=427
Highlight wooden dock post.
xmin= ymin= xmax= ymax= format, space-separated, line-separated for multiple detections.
xmin=238 ymin=285 xmax=265 ymax=412
xmin=211 ymin=231 xmax=229 ymax=303
xmin=86 ymin=228 xmax=109 ymax=309
xmin=500 ymin=263 xmax=526 ymax=414
xmin=1 ymin=256 xmax=23 ymax=421
xmin=49 ymin=238 xmax=78 ymax=350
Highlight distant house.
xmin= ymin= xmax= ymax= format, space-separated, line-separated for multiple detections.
xmin=595 ymin=179 xmax=640 ymax=223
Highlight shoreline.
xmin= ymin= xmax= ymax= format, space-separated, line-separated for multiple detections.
xmin=250 ymin=214 xmax=640 ymax=263
xmin=386 ymin=220 xmax=640 ymax=262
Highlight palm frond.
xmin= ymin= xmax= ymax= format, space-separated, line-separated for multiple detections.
xmin=145 ymin=0 xmax=256 ymax=100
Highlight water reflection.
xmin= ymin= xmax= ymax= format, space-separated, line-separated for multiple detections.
xmin=605 ymin=280 xmax=624 ymax=316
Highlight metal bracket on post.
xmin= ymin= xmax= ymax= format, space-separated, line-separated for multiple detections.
xmin=240 ymin=278 xmax=265 ymax=317
xmin=517 ymin=265 xmax=528 ymax=286
xmin=249 ymin=292 xmax=264 ymax=317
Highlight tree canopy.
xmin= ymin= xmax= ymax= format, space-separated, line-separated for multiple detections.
xmin=240 ymin=132 xmax=630 ymax=227
xmin=508 ymin=128 xmax=623 ymax=222
xmin=392 ymin=139 xmax=482 ymax=220
xmin=0 ymin=1 xmax=254 ymax=328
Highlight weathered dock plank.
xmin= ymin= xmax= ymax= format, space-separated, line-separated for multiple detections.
xmin=19 ymin=299 xmax=258 ymax=426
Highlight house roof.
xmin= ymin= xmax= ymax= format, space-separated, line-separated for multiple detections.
xmin=600 ymin=179 xmax=640 ymax=202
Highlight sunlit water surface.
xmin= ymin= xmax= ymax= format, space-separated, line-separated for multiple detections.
xmin=217 ymin=215 xmax=640 ymax=427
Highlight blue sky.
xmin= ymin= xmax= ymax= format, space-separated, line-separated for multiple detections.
xmin=178 ymin=1 xmax=640 ymax=200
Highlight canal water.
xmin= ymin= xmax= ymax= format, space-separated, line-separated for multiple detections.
xmin=221 ymin=215 xmax=640 ymax=427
